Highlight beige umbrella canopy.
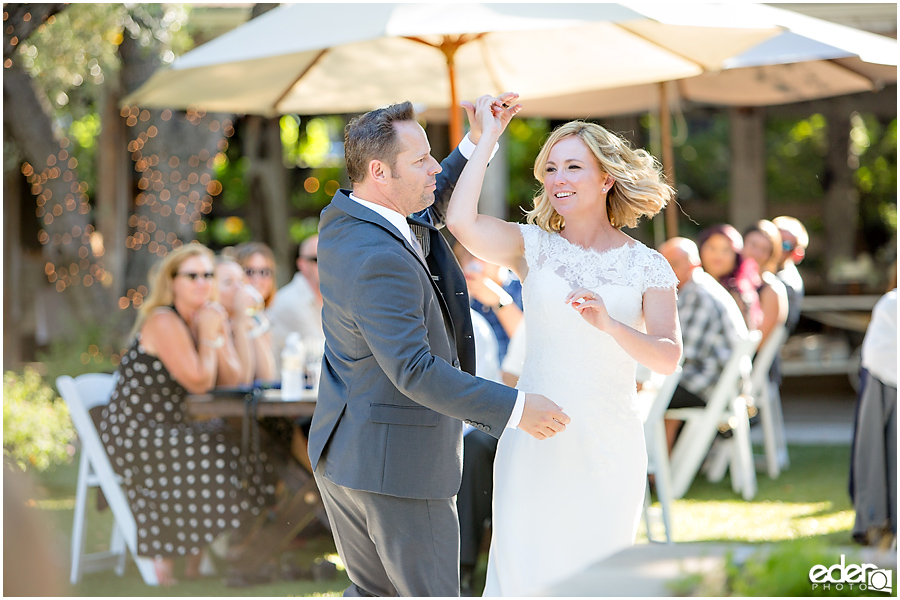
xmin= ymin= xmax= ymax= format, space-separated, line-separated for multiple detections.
xmin=123 ymin=3 xmax=784 ymax=144
xmin=512 ymin=4 xmax=897 ymax=119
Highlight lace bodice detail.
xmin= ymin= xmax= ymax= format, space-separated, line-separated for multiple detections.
xmin=520 ymin=223 xmax=677 ymax=296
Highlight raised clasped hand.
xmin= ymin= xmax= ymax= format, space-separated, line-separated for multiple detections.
xmin=566 ymin=287 xmax=614 ymax=333
xmin=461 ymin=92 xmax=522 ymax=144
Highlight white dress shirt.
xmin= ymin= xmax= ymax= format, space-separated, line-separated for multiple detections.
xmin=347 ymin=134 xmax=524 ymax=430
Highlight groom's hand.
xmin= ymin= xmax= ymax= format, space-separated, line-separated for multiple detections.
xmin=463 ymin=92 xmax=521 ymax=144
xmin=519 ymin=393 xmax=570 ymax=440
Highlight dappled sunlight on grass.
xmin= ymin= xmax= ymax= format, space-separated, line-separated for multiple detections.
xmin=27 ymin=497 xmax=75 ymax=510
xmin=662 ymin=499 xmax=854 ymax=542
xmin=638 ymin=445 xmax=856 ymax=547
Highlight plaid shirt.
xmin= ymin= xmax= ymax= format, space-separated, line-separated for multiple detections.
xmin=677 ymin=269 xmax=749 ymax=399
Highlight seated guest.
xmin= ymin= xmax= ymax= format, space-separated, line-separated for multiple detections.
xmin=741 ymin=220 xmax=789 ymax=348
xmin=267 ymin=235 xmax=324 ymax=371
xmin=454 ymin=242 xmax=523 ymax=359
xmin=97 ymin=244 xmax=278 ymax=585
xmin=230 ymin=241 xmax=278 ymax=310
xmin=214 ymin=256 xmax=276 ymax=385
xmin=659 ymin=237 xmax=749 ymax=451
xmin=698 ymin=224 xmax=762 ymax=332
xmin=772 ymin=216 xmax=809 ymax=334
xmin=851 ymin=276 xmax=897 ymax=546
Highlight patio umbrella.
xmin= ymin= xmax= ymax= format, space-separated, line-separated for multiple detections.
xmin=509 ymin=4 xmax=896 ymax=118
xmin=122 ymin=3 xmax=785 ymax=145
xmin=475 ymin=4 xmax=897 ymax=235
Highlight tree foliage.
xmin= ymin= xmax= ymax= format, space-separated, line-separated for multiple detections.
xmin=3 ymin=368 xmax=75 ymax=472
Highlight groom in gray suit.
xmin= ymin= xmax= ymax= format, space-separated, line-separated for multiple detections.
xmin=308 ymin=96 xmax=569 ymax=597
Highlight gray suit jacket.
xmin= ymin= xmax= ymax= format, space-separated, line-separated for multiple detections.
xmin=309 ymin=148 xmax=517 ymax=499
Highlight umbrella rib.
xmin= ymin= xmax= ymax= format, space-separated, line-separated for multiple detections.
xmin=477 ymin=36 xmax=505 ymax=95
xmin=272 ymin=49 xmax=329 ymax=114
xmin=615 ymin=23 xmax=707 ymax=74
xmin=825 ymin=58 xmax=881 ymax=91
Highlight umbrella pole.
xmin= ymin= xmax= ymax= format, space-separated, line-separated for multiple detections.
xmin=443 ymin=44 xmax=463 ymax=147
xmin=659 ymin=82 xmax=678 ymax=239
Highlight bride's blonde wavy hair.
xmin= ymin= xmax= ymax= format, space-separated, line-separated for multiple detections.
xmin=525 ymin=121 xmax=674 ymax=232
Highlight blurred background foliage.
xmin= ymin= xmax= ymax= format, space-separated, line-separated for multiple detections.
xmin=3 ymin=368 xmax=75 ymax=472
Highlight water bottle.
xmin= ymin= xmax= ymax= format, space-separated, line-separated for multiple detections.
xmin=305 ymin=338 xmax=325 ymax=392
xmin=281 ymin=333 xmax=306 ymax=401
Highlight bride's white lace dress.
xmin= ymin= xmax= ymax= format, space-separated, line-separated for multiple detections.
xmin=483 ymin=224 xmax=677 ymax=596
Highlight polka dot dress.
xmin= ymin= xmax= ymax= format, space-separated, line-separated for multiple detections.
xmin=99 ymin=336 xmax=278 ymax=559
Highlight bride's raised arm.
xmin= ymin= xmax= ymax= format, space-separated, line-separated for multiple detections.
xmin=446 ymin=95 xmax=527 ymax=279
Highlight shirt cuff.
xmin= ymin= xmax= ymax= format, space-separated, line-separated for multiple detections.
xmin=459 ymin=133 xmax=500 ymax=162
xmin=505 ymin=390 xmax=526 ymax=429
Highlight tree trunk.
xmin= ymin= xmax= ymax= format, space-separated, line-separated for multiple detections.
xmin=4 ymin=6 xmax=111 ymax=321
xmin=96 ymin=82 xmax=131 ymax=304
xmin=4 ymin=147 xmax=23 ymax=368
xmin=118 ymin=29 xmax=233 ymax=297
xmin=243 ymin=115 xmax=293 ymax=287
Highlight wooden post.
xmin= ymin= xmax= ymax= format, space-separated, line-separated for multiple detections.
xmin=728 ymin=107 xmax=766 ymax=231
xmin=660 ymin=82 xmax=679 ymax=239
xmin=822 ymin=97 xmax=858 ymax=291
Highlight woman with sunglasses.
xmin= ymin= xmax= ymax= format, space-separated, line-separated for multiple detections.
xmin=230 ymin=242 xmax=277 ymax=308
xmin=97 ymin=244 xmax=277 ymax=585
xmin=213 ymin=255 xmax=276 ymax=385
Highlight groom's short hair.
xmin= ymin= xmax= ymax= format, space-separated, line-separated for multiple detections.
xmin=345 ymin=101 xmax=416 ymax=184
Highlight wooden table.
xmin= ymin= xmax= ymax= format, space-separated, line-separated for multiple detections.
xmin=187 ymin=387 xmax=317 ymax=455
xmin=187 ymin=387 xmax=326 ymax=574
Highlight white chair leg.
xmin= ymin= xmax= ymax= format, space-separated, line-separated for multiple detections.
xmin=731 ymin=396 xmax=757 ymax=501
xmin=70 ymin=452 xmax=91 ymax=585
xmin=643 ymin=479 xmax=657 ymax=543
xmin=110 ymin=521 xmax=127 ymax=576
xmin=770 ymin=384 xmax=790 ymax=469
xmin=705 ymin=439 xmax=730 ymax=483
xmin=653 ymin=422 xmax=674 ymax=544
xmin=133 ymin=554 xmax=159 ymax=586
xmin=759 ymin=384 xmax=781 ymax=479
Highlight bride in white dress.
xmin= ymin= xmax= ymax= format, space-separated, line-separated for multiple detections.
xmin=447 ymin=95 xmax=683 ymax=596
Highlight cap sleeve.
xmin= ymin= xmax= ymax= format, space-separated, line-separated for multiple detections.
xmin=641 ymin=247 xmax=678 ymax=295
xmin=518 ymin=223 xmax=543 ymax=270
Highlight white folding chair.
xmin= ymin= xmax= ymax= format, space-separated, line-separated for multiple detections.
xmin=638 ymin=365 xmax=683 ymax=544
xmin=666 ymin=331 xmax=762 ymax=501
xmin=750 ymin=326 xmax=790 ymax=478
xmin=58 ymin=374 xmax=159 ymax=586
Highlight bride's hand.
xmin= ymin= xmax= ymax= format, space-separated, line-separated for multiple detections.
xmin=462 ymin=92 xmax=521 ymax=144
xmin=566 ymin=288 xmax=614 ymax=332
xmin=474 ymin=95 xmax=503 ymax=142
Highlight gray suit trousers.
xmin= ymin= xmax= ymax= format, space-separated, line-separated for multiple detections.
xmin=315 ymin=461 xmax=460 ymax=597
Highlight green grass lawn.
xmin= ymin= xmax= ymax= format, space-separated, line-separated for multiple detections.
xmin=641 ymin=444 xmax=856 ymax=545
xmin=18 ymin=444 xmax=856 ymax=596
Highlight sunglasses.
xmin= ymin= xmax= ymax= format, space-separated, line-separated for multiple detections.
xmin=245 ymin=268 xmax=273 ymax=278
xmin=175 ymin=271 xmax=214 ymax=281
xmin=300 ymin=256 xmax=318 ymax=263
